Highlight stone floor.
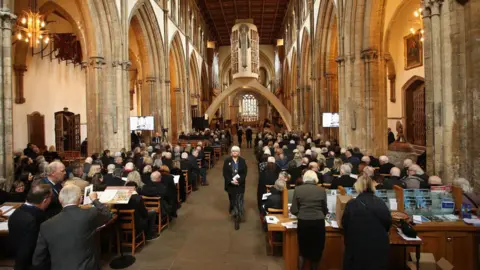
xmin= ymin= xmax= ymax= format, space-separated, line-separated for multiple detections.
xmin=105 ymin=148 xmax=283 ymax=270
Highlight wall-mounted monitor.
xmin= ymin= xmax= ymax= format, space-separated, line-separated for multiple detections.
xmin=130 ymin=116 xmax=154 ymax=131
xmin=322 ymin=113 xmax=339 ymax=128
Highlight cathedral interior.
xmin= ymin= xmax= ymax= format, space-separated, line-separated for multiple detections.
xmin=0 ymin=0 xmax=479 ymax=269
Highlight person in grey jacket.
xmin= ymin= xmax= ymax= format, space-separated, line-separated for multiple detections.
xmin=290 ymin=170 xmax=328 ymax=270
xmin=32 ymin=184 xmax=111 ymax=270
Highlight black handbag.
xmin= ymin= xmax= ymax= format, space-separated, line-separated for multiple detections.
xmin=400 ymin=219 xmax=417 ymax=238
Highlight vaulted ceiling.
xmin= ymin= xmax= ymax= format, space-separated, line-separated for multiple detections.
xmin=197 ymin=0 xmax=290 ymax=46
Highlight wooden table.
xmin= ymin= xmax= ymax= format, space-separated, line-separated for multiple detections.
xmin=0 ymin=203 xmax=24 ymax=235
xmin=268 ymin=215 xmax=479 ymax=270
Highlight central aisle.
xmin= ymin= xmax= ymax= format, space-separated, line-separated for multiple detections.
xmin=117 ymin=148 xmax=283 ymax=270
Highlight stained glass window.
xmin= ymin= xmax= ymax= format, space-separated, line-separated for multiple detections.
xmin=240 ymin=94 xmax=258 ymax=122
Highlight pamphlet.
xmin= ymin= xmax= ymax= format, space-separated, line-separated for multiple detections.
xmin=396 ymin=228 xmax=421 ymax=241
xmin=265 ymin=215 xmax=280 ymax=224
xmin=83 ymin=185 xmax=94 ymax=205
xmin=0 ymin=206 xmax=13 ymax=213
xmin=262 ymin=193 xmax=271 ymax=200
xmin=173 ymin=175 xmax=180 ymax=184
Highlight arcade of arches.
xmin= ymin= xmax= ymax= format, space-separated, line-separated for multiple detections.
xmin=0 ymin=0 xmax=480 ymax=192
xmin=0 ymin=0 xmax=478 ymax=191
xmin=0 ymin=0 xmax=478 ymax=269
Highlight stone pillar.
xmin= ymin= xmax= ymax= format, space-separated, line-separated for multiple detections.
xmin=0 ymin=9 xmax=16 ymax=187
xmin=174 ymin=88 xmax=183 ymax=132
xmin=13 ymin=65 xmax=26 ymax=104
xmin=424 ymin=0 xmax=444 ymax=176
xmin=361 ymin=49 xmax=387 ymax=156
xmin=336 ymin=56 xmax=347 ymax=145
xmin=87 ymin=56 xmax=106 ymax=155
xmin=136 ymin=80 xmax=143 ymax=116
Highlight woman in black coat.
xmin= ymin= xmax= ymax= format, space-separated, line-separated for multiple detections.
xmin=342 ymin=175 xmax=392 ymax=270
xmin=257 ymin=157 xmax=279 ymax=211
xmin=223 ymin=146 xmax=248 ymax=230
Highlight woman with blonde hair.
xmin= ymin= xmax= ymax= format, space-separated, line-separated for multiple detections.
xmin=290 ymin=170 xmax=327 ymax=270
xmin=342 ymin=175 xmax=392 ymax=270
xmin=86 ymin=164 xmax=102 ymax=182
xmin=127 ymin=171 xmax=143 ymax=190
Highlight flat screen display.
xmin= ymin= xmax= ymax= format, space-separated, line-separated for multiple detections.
xmin=322 ymin=113 xmax=339 ymax=128
xmin=130 ymin=116 xmax=154 ymax=131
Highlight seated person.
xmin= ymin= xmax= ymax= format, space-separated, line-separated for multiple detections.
xmin=378 ymin=155 xmax=395 ymax=175
xmin=263 ymin=179 xmax=286 ymax=213
xmin=141 ymin=171 xmax=171 ymax=219
xmin=117 ymin=181 xmax=158 ymax=240
xmin=91 ymin=173 xmax=107 ymax=192
xmin=9 ymin=180 xmax=27 ymax=202
xmin=383 ymin=167 xmax=406 ymax=189
xmin=454 ymin=178 xmax=480 ymax=209
xmin=428 ymin=175 xmax=442 ymax=187
xmin=402 ymin=164 xmax=429 ymax=189
xmin=105 ymin=168 xmax=126 ymax=187
xmin=330 ymin=164 xmax=356 ymax=189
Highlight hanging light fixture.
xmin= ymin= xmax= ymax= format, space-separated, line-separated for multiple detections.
xmin=411 ymin=7 xmax=424 ymax=42
xmin=15 ymin=0 xmax=49 ymax=48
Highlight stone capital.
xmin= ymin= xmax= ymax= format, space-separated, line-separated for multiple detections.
xmin=174 ymin=88 xmax=182 ymax=92
xmin=89 ymin=56 xmax=106 ymax=69
xmin=324 ymin=73 xmax=336 ymax=79
xmin=146 ymin=76 xmax=157 ymax=83
xmin=388 ymin=74 xmax=396 ymax=80
xmin=335 ymin=56 xmax=345 ymax=64
xmin=81 ymin=61 xmax=88 ymax=69
xmin=361 ymin=49 xmax=378 ymax=62
xmin=0 ymin=9 xmax=17 ymax=22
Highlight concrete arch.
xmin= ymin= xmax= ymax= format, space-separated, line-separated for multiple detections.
xmin=205 ymin=78 xmax=293 ymax=130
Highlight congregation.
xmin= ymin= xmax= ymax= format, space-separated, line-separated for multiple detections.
xmin=1 ymin=126 xmax=479 ymax=270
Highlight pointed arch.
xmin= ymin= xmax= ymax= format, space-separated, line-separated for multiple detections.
xmin=189 ymin=51 xmax=201 ymax=113
xmin=300 ymin=28 xmax=311 ymax=131
xmin=205 ymin=78 xmax=293 ymax=130
xmin=201 ymin=61 xmax=209 ymax=113
xmin=169 ymin=32 xmax=187 ymax=139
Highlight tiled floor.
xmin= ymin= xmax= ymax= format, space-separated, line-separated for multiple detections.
xmin=105 ymin=148 xmax=283 ymax=270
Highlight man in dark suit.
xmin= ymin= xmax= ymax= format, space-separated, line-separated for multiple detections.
xmin=245 ymin=127 xmax=253 ymax=148
xmin=104 ymin=167 xmax=125 ymax=187
xmin=345 ymin=150 xmax=360 ymax=174
xmin=330 ymin=164 xmax=357 ymax=189
xmin=378 ymin=155 xmax=395 ymax=175
xmin=188 ymin=150 xmax=201 ymax=191
xmin=32 ymin=185 xmax=111 ymax=270
xmin=8 ymin=184 xmax=52 ymax=270
xmin=383 ymin=167 xmax=406 ymax=189
xmin=37 ymin=161 xmax=66 ymax=218
xmin=151 ymin=132 xmax=162 ymax=145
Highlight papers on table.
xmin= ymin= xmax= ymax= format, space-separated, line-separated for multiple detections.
xmin=262 ymin=193 xmax=271 ymax=200
xmin=330 ymin=221 xmax=339 ymax=228
xmin=0 ymin=206 xmax=13 ymax=213
xmin=281 ymin=221 xmax=297 ymax=229
xmin=173 ymin=175 xmax=180 ymax=184
xmin=463 ymin=218 xmax=480 ymax=226
xmin=3 ymin=209 xmax=15 ymax=217
xmin=0 ymin=222 xmax=8 ymax=231
xmin=397 ymin=228 xmax=422 ymax=241
xmin=389 ymin=199 xmax=398 ymax=211
xmin=99 ymin=190 xmax=117 ymax=203
xmin=265 ymin=215 xmax=280 ymax=224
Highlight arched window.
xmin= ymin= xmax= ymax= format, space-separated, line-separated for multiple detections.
xmin=240 ymin=94 xmax=258 ymax=122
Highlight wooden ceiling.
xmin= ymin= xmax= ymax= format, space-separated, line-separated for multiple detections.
xmin=197 ymin=0 xmax=290 ymax=46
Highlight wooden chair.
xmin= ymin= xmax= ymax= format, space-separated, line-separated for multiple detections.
xmin=142 ymin=196 xmax=168 ymax=233
xmin=182 ymin=170 xmax=192 ymax=196
xmin=338 ymin=186 xmax=346 ymax=195
xmin=265 ymin=186 xmax=289 ymax=255
xmin=118 ymin=209 xmax=145 ymax=255
xmin=196 ymin=159 xmax=203 ymax=185
xmin=214 ymin=147 xmax=221 ymax=161
xmin=204 ymin=152 xmax=212 ymax=169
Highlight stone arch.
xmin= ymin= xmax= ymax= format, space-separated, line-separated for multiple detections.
xmin=205 ymin=78 xmax=293 ymax=130
xmin=282 ymin=59 xmax=290 ymax=111
xmin=200 ymin=62 xmax=209 ymax=113
xmin=169 ymin=32 xmax=187 ymax=139
xmin=300 ymin=28 xmax=311 ymax=131
xmin=189 ymin=51 xmax=201 ymax=112
xmin=128 ymin=0 xmax=166 ymax=134
xmin=315 ymin=0 xmax=339 ymax=137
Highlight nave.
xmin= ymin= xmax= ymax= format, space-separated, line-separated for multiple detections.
xmin=113 ymin=148 xmax=282 ymax=270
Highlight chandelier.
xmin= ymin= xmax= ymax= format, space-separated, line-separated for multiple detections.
xmin=15 ymin=1 xmax=49 ymax=48
xmin=410 ymin=7 xmax=424 ymax=42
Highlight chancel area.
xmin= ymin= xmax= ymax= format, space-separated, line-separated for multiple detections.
xmin=0 ymin=0 xmax=479 ymax=269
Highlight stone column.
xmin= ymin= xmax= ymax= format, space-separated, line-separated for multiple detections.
xmin=336 ymin=56 xmax=347 ymax=145
xmin=361 ymin=49 xmax=387 ymax=156
xmin=136 ymin=80 xmax=143 ymax=116
xmin=0 ymin=9 xmax=15 ymax=187
xmin=174 ymin=88 xmax=183 ymax=132
xmin=423 ymin=0 xmax=443 ymax=176
xmin=13 ymin=65 xmax=26 ymax=104
xmin=87 ymin=56 xmax=106 ymax=155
